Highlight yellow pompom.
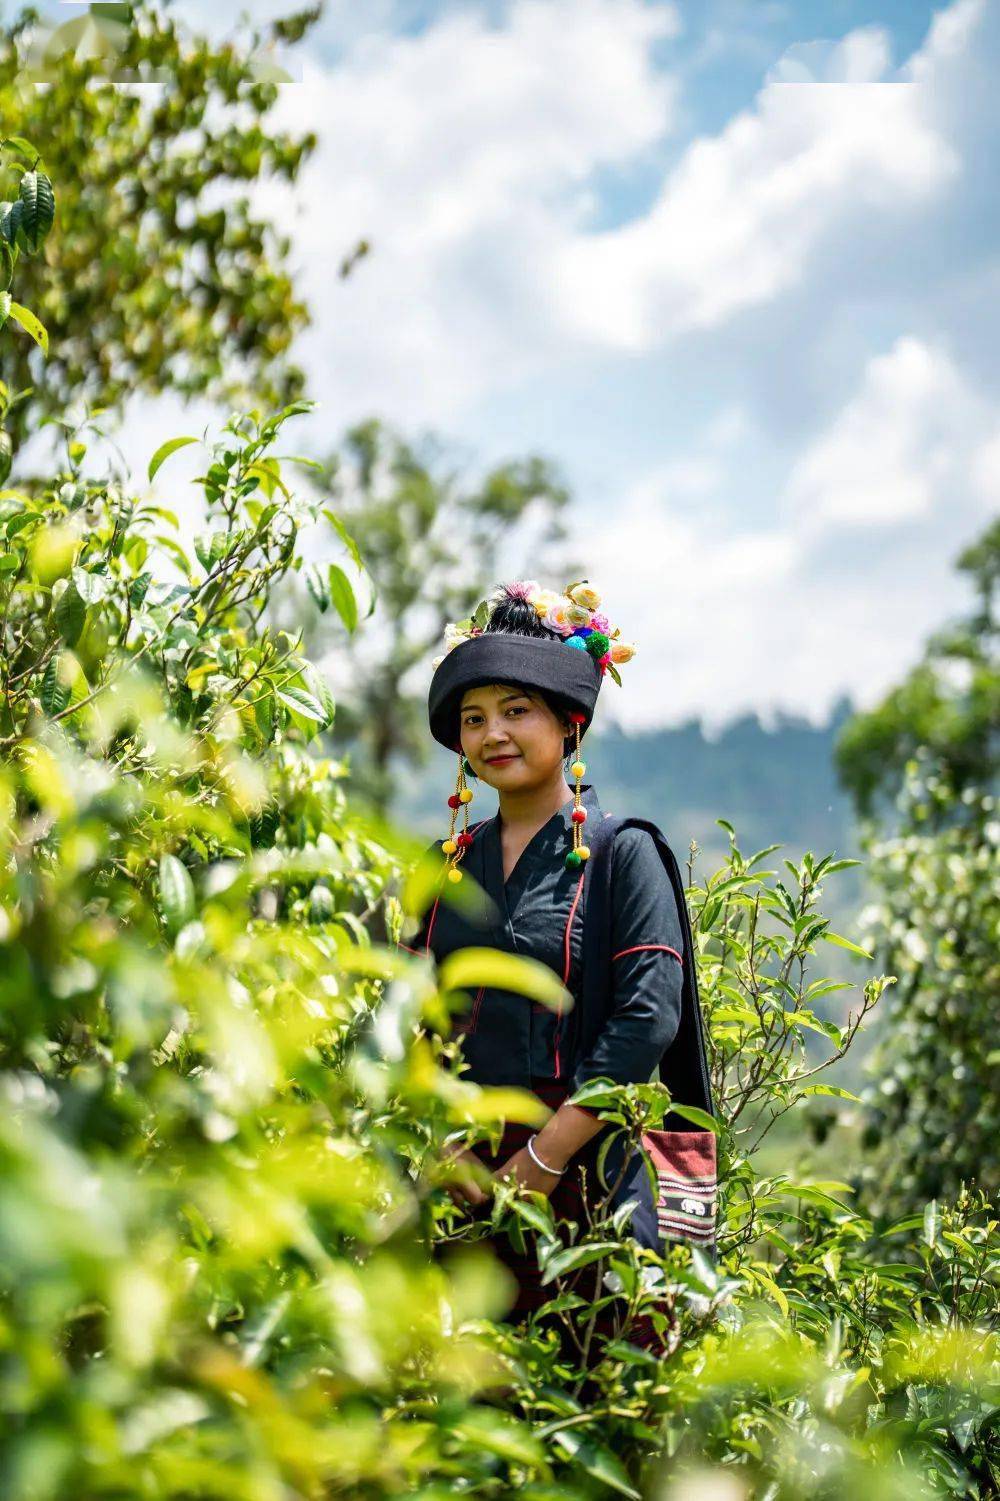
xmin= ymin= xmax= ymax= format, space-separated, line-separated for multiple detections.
xmin=571 ymin=761 xmax=586 ymax=779
xmin=447 ymin=866 xmax=463 ymax=883
xmin=577 ymin=846 xmax=591 ymax=861
xmin=458 ymin=788 xmax=473 ymax=803
xmin=441 ymin=839 xmax=457 ymax=855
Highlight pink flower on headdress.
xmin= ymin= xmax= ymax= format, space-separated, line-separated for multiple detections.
xmin=505 ymin=580 xmax=539 ymax=602
xmin=591 ymin=612 xmax=610 ymax=633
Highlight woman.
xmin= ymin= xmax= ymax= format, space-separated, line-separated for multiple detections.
xmin=403 ymin=579 xmax=689 ymax=1346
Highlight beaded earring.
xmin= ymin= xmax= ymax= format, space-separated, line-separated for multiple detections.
xmin=565 ymin=711 xmax=591 ymax=870
xmin=441 ymin=745 xmax=475 ymax=882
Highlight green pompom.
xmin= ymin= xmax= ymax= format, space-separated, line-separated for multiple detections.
xmin=565 ymin=850 xmax=583 ymax=869
xmin=585 ymin=630 xmax=609 ymax=658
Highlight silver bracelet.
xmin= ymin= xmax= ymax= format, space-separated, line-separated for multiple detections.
xmin=526 ymin=1133 xmax=564 ymax=1176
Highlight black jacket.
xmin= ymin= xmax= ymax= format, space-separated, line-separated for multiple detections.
xmin=401 ymin=784 xmax=684 ymax=1090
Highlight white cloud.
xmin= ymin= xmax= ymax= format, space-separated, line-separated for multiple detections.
xmin=261 ymin=0 xmax=680 ymax=426
xmin=553 ymin=25 xmax=959 ymax=350
xmin=785 ymin=337 xmax=989 ymax=530
xmin=583 ymin=336 xmax=998 ymax=734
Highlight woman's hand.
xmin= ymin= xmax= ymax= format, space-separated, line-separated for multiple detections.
xmin=495 ymin=1143 xmax=566 ymax=1198
xmin=441 ymin=1145 xmax=493 ymax=1208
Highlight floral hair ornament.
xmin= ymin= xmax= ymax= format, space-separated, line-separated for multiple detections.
xmin=428 ymin=579 xmax=637 ymax=878
xmin=431 ymin=579 xmax=637 ymax=685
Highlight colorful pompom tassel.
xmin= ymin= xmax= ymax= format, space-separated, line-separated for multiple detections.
xmin=442 ymin=751 xmax=474 ymax=881
xmin=565 ymin=713 xmax=591 ymax=870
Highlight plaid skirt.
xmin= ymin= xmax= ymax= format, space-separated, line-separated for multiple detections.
xmin=467 ymin=1079 xmax=664 ymax=1354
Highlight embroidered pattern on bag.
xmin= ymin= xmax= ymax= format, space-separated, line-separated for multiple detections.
xmin=640 ymin=1131 xmax=718 ymax=1247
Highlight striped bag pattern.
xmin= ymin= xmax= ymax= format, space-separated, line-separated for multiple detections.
xmin=640 ymin=1129 xmax=718 ymax=1248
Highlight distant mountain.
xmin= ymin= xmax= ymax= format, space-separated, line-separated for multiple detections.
xmin=389 ymin=694 xmax=861 ymax=881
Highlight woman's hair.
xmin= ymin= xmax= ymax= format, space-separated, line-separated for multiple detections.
xmin=468 ymin=583 xmax=575 ymax=758
xmin=484 ymin=586 xmax=560 ymax=641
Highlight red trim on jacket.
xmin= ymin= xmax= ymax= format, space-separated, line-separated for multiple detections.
xmin=612 ymin=942 xmax=683 ymax=966
xmin=401 ymin=819 xmax=490 ymax=957
xmin=552 ymin=870 xmax=586 ymax=1077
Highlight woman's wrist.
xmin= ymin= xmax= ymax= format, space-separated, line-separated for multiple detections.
xmin=534 ymin=1101 xmax=602 ymax=1171
xmin=526 ymin=1134 xmax=564 ymax=1176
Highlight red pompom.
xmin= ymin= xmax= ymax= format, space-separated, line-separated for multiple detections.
xmin=568 ymin=711 xmax=587 ymax=725
xmin=571 ymin=808 xmax=587 ymax=824
xmin=447 ymin=794 xmax=461 ymax=809
xmin=457 ymin=832 xmax=472 ymax=848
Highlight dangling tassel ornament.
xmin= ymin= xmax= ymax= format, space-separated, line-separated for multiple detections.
xmin=442 ymin=749 xmax=475 ymax=881
xmin=565 ymin=713 xmax=590 ymax=870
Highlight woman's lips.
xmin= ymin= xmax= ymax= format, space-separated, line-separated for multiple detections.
xmin=486 ymin=754 xmax=520 ymax=764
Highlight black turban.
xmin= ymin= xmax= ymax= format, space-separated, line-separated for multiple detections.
xmin=428 ymin=634 xmax=603 ymax=752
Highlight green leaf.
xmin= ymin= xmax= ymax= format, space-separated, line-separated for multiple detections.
xmin=751 ymin=1267 xmax=789 ymax=1318
xmin=551 ymin=1431 xmax=640 ymax=1499
xmin=18 ymin=171 xmax=55 ymax=251
xmin=148 ymin=435 xmax=198 ymax=483
xmin=0 ymin=290 xmax=10 ymax=330
xmin=451 ymin=1409 xmax=546 ymax=1469
xmin=666 ymin=1104 xmax=721 ymax=1133
xmin=821 ymin=931 xmax=873 ymax=960
xmin=7 ymin=300 xmax=47 ymax=354
xmin=1 ymin=137 xmax=40 ymax=162
xmin=322 ymin=507 xmax=365 ymax=574
xmin=304 ymin=563 xmax=328 ymax=613
xmin=296 ymin=661 xmax=335 ymax=726
xmin=439 ymin=947 xmax=569 ymax=1011
xmin=923 ymin=1199 xmax=940 ymax=1250
xmin=194 ymin=530 xmax=227 ymax=573
xmin=158 ymin=854 xmax=195 ymax=936
xmin=540 ymin=1241 xmax=619 ymax=1286
xmin=276 ymin=685 xmax=326 ymax=723
xmin=0 ymin=199 xmax=23 ymax=245
xmin=511 ymin=1196 xmax=557 ymax=1238
xmin=40 ymin=656 xmax=70 ymax=715
xmin=71 ymin=566 xmax=109 ymax=605
xmin=327 ymin=563 xmax=358 ymax=634
xmin=54 ymin=581 xmax=86 ymax=645
xmin=797 ymin=1084 xmax=861 ymax=1103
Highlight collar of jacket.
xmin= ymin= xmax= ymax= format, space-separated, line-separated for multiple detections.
xmin=486 ymin=782 xmax=603 ymax=858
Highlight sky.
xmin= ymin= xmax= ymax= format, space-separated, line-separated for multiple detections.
xmin=34 ymin=0 xmax=1000 ymax=735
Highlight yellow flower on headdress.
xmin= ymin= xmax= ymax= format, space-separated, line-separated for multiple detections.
xmin=530 ymin=587 xmax=561 ymax=619
xmin=610 ymin=641 xmax=636 ymax=664
xmin=565 ymin=603 xmax=592 ymax=629
xmin=568 ymin=583 xmax=601 ymax=612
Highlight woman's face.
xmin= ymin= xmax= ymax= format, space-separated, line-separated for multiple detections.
xmin=458 ymin=681 xmax=568 ymax=789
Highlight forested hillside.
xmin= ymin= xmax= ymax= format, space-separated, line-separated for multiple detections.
xmin=392 ymin=698 xmax=860 ymax=875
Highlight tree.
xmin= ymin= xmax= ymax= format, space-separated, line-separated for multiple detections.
xmin=836 ymin=519 xmax=999 ymax=822
xmin=305 ymin=417 xmax=576 ymax=817
xmin=836 ymin=518 xmax=1000 ymax=1209
xmin=0 ymin=0 xmax=324 ymax=456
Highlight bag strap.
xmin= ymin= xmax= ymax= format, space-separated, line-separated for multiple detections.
xmin=579 ymin=814 xmax=714 ymax=1127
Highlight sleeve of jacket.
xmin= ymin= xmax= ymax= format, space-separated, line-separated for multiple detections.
xmin=569 ymin=827 xmax=684 ymax=1090
xmin=396 ymin=838 xmax=444 ymax=958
